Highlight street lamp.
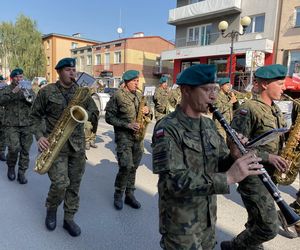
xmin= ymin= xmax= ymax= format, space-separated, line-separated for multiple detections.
xmin=218 ymin=16 xmax=251 ymax=82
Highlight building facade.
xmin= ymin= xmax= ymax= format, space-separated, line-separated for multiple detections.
xmin=92 ymin=34 xmax=174 ymax=88
xmin=163 ymin=0 xmax=281 ymax=85
xmin=71 ymin=45 xmax=94 ymax=76
xmin=276 ymin=0 xmax=300 ymax=78
xmin=42 ymin=33 xmax=100 ymax=82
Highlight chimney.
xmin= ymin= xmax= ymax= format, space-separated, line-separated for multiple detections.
xmin=133 ymin=32 xmax=144 ymax=38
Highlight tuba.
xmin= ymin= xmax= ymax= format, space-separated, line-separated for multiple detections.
xmin=34 ymin=80 xmax=89 ymax=174
xmin=133 ymin=90 xmax=151 ymax=141
xmin=274 ymin=94 xmax=300 ymax=185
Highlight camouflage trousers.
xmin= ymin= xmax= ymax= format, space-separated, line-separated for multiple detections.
xmin=46 ymin=144 xmax=86 ymax=220
xmin=232 ymin=175 xmax=279 ymax=249
xmin=160 ymin=227 xmax=216 ymax=250
xmin=6 ymin=126 xmax=33 ymax=173
xmin=84 ymin=121 xmax=96 ymax=144
xmin=114 ymin=139 xmax=143 ymax=193
xmin=0 ymin=127 xmax=6 ymax=152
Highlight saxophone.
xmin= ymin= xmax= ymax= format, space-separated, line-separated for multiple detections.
xmin=274 ymin=94 xmax=300 ymax=185
xmin=34 ymin=83 xmax=89 ymax=175
xmin=134 ymin=93 xmax=151 ymax=141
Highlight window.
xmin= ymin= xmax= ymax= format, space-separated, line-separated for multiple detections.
xmin=114 ymin=51 xmax=121 ymax=64
xmin=187 ymin=24 xmax=212 ymax=46
xmin=47 ymin=57 xmax=50 ymax=66
xmin=71 ymin=42 xmax=78 ymax=49
xmin=189 ymin=0 xmax=205 ymax=4
xmin=245 ymin=14 xmax=265 ymax=33
xmin=288 ymin=50 xmax=300 ymax=76
xmin=87 ymin=55 xmax=92 ymax=65
xmin=115 ymin=43 xmax=122 ymax=47
xmin=95 ymin=54 xmax=101 ymax=65
xmin=295 ymin=7 xmax=300 ymax=27
xmin=46 ymin=40 xmax=50 ymax=50
xmin=104 ymin=53 xmax=110 ymax=70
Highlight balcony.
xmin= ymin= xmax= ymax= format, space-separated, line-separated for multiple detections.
xmin=168 ymin=0 xmax=242 ymax=25
xmin=175 ymin=32 xmax=220 ymax=48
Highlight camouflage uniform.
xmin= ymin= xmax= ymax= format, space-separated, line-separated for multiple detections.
xmin=0 ymin=82 xmax=34 ymax=174
xmin=152 ymin=106 xmax=232 ymax=250
xmin=168 ymin=87 xmax=181 ymax=111
xmin=0 ymin=86 xmax=6 ymax=156
xmin=30 ymin=82 xmax=99 ymax=220
xmin=105 ymin=88 xmax=151 ymax=193
xmin=153 ymin=87 xmax=170 ymax=121
xmin=213 ymin=90 xmax=237 ymax=139
xmin=230 ymin=95 xmax=286 ymax=249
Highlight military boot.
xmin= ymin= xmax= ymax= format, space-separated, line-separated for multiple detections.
xmin=0 ymin=151 xmax=6 ymax=161
xmin=63 ymin=220 xmax=81 ymax=237
xmin=45 ymin=208 xmax=57 ymax=231
xmin=113 ymin=190 xmax=123 ymax=210
xmin=7 ymin=167 xmax=16 ymax=181
xmin=220 ymin=241 xmax=233 ymax=250
xmin=17 ymin=172 xmax=28 ymax=184
xmin=90 ymin=141 xmax=98 ymax=148
xmin=124 ymin=191 xmax=141 ymax=209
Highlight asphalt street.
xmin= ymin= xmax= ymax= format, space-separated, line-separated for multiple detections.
xmin=0 ymin=118 xmax=299 ymax=250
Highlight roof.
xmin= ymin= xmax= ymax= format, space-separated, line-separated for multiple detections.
xmin=42 ymin=33 xmax=102 ymax=44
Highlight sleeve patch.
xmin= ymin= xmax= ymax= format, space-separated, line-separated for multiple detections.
xmin=155 ymin=128 xmax=165 ymax=138
xmin=239 ymin=109 xmax=248 ymax=115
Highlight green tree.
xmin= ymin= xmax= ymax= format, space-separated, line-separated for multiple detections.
xmin=0 ymin=14 xmax=46 ymax=79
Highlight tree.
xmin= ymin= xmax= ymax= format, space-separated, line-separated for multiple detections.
xmin=0 ymin=14 xmax=46 ymax=79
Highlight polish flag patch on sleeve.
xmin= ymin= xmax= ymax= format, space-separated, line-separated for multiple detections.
xmin=239 ymin=109 xmax=248 ymax=115
xmin=155 ymin=129 xmax=165 ymax=138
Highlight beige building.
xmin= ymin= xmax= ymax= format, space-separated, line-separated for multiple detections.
xmin=42 ymin=33 xmax=100 ymax=82
xmin=276 ymin=0 xmax=300 ymax=77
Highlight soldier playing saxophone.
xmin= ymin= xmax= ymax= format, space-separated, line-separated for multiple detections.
xmin=105 ymin=70 xmax=152 ymax=210
xmin=30 ymin=58 xmax=99 ymax=237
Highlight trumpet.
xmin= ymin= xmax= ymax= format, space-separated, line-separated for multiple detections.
xmin=18 ymin=80 xmax=34 ymax=103
xmin=282 ymin=93 xmax=300 ymax=106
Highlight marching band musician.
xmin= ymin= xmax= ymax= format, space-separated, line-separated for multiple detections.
xmin=0 ymin=75 xmax=8 ymax=161
xmin=213 ymin=77 xmax=239 ymax=139
xmin=221 ymin=64 xmax=289 ymax=249
xmin=0 ymin=68 xmax=34 ymax=184
xmin=153 ymin=75 xmax=170 ymax=121
xmin=30 ymin=58 xmax=99 ymax=237
xmin=105 ymin=70 xmax=152 ymax=210
xmin=152 ymin=64 xmax=263 ymax=249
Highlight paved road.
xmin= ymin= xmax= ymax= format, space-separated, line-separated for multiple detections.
xmin=0 ymin=119 xmax=299 ymax=250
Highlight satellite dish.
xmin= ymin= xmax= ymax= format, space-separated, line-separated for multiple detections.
xmin=117 ymin=27 xmax=123 ymax=34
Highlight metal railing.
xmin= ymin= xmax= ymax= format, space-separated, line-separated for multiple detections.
xmin=175 ymin=32 xmax=220 ymax=48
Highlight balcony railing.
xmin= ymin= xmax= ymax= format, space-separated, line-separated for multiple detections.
xmin=175 ymin=32 xmax=220 ymax=48
xmin=169 ymin=0 xmax=242 ymax=24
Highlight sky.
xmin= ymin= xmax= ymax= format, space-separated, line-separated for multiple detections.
xmin=0 ymin=0 xmax=176 ymax=42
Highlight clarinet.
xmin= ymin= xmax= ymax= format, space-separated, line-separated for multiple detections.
xmin=209 ymin=104 xmax=300 ymax=226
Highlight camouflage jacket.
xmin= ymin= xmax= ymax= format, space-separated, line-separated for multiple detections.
xmin=30 ymin=81 xmax=99 ymax=152
xmin=168 ymin=87 xmax=181 ymax=109
xmin=153 ymin=87 xmax=170 ymax=120
xmin=213 ymin=90 xmax=238 ymax=138
xmin=152 ymin=106 xmax=231 ymax=235
xmin=105 ymin=88 xmax=152 ymax=142
xmin=0 ymin=83 xmax=35 ymax=127
xmin=231 ymin=95 xmax=286 ymax=163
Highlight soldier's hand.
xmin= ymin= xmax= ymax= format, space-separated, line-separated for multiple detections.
xmin=38 ymin=137 xmax=50 ymax=152
xmin=230 ymin=92 xmax=238 ymax=103
xmin=12 ymin=85 xmax=21 ymax=93
xmin=268 ymin=154 xmax=289 ymax=172
xmin=227 ymin=132 xmax=248 ymax=159
xmin=128 ymin=122 xmax=140 ymax=132
xmin=142 ymin=106 xmax=149 ymax=114
xmin=226 ymin=152 xmax=263 ymax=185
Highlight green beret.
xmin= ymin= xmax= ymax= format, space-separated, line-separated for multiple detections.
xmin=55 ymin=57 xmax=76 ymax=70
xmin=119 ymin=79 xmax=124 ymax=87
xmin=10 ymin=68 xmax=23 ymax=78
xmin=255 ymin=64 xmax=287 ymax=80
xmin=122 ymin=70 xmax=139 ymax=81
xmin=159 ymin=76 xmax=168 ymax=84
xmin=0 ymin=75 xmax=5 ymax=81
xmin=176 ymin=64 xmax=217 ymax=86
xmin=217 ymin=77 xmax=230 ymax=86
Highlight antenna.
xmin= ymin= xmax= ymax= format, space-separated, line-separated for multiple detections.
xmin=117 ymin=8 xmax=123 ymax=38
